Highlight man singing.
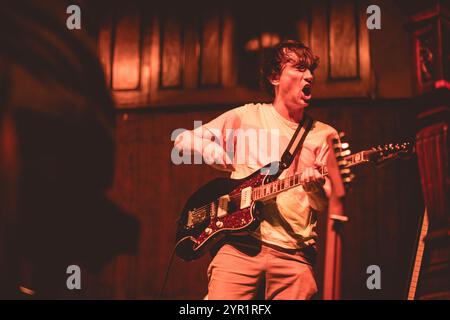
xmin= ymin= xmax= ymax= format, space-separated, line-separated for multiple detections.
xmin=175 ymin=40 xmax=338 ymax=299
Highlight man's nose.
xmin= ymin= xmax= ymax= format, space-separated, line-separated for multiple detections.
xmin=304 ymin=69 xmax=313 ymax=82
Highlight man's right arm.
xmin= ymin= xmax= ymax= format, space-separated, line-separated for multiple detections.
xmin=173 ymin=107 xmax=244 ymax=172
xmin=174 ymin=127 xmax=235 ymax=172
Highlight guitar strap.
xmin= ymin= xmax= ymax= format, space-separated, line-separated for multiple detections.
xmin=273 ymin=114 xmax=313 ymax=179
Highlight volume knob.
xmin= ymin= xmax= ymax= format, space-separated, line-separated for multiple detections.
xmin=216 ymin=221 xmax=224 ymax=228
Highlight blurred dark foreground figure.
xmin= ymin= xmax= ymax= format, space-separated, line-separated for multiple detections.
xmin=0 ymin=0 xmax=139 ymax=298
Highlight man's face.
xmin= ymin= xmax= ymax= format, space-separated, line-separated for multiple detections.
xmin=272 ymin=60 xmax=314 ymax=110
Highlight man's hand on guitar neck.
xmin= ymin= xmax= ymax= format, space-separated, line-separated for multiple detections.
xmin=301 ymin=167 xmax=325 ymax=193
xmin=301 ymin=166 xmax=329 ymax=212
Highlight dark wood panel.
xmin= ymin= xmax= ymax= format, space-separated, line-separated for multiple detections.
xmin=183 ymin=19 xmax=200 ymax=89
xmin=160 ymin=15 xmax=183 ymax=88
xmin=310 ymin=0 xmax=370 ymax=97
xmin=98 ymin=4 xmax=152 ymax=108
xmin=200 ymin=10 xmax=222 ymax=86
xmin=149 ymin=10 xmax=242 ymax=106
xmin=296 ymin=1 xmax=312 ymax=46
xmin=328 ymin=0 xmax=359 ymax=79
xmin=112 ymin=12 xmax=141 ymax=90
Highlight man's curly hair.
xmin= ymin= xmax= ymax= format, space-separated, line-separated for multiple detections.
xmin=260 ymin=40 xmax=319 ymax=96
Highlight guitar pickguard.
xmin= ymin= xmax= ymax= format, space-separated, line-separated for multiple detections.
xmin=175 ymin=169 xmax=268 ymax=260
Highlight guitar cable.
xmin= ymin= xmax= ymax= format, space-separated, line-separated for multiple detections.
xmin=158 ymin=238 xmax=186 ymax=298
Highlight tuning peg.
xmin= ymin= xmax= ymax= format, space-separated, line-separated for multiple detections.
xmin=342 ymin=149 xmax=351 ymax=157
xmin=342 ymin=173 xmax=355 ymax=186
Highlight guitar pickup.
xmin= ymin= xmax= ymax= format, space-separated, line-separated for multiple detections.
xmin=240 ymin=187 xmax=252 ymax=209
xmin=217 ymin=195 xmax=230 ymax=218
xmin=186 ymin=210 xmax=195 ymax=228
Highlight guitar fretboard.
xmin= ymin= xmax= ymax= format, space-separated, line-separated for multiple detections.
xmin=251 ymin=151 xmax=371 ymax=200
xmin=252 ymin=172 xmax=307 ymax=200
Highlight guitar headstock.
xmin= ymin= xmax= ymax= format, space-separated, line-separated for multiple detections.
xmin=372 ymin=141 xmax=415 ymax=165
xmin=331 ymin=132 xmax=355 ymax=189
xmin=326 ymin=132 xmax=354 ymax=200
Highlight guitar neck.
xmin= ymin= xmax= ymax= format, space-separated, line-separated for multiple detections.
xmin=252 ymin=150 xmax=374 ymax=201
xmin=252 ymin=170 xmax=324 ymax=201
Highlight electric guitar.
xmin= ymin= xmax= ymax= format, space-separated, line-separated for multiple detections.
xmin=175 ymin=140 xmax=413 ymax=261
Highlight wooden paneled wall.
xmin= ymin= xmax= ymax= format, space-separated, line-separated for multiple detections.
xmin=98 ymin=3 xmax=239 ymax=108
xmin=81 ymin=101 xmax=424 ymax=299
xmin=87 ymin=0 xmax=426 ymax=300
xmin=98 ymin=0 xmax=371 ymax=109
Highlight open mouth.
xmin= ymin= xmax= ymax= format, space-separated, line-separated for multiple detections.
xmin=302 ymin=84 xmax=312 ymax=97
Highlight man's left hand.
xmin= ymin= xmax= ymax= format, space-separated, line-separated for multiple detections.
xmin=300 ymin=167 xmax=325 ymax=193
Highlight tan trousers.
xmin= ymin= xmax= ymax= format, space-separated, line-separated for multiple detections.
xmin=207 ymin=240 xmax=318 ymax=300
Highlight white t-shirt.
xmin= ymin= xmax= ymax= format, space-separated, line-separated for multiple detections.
xmin=181 ymin=103 xmax=338 ymax=249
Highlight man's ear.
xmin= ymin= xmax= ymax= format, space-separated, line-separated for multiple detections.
xmin=269 ymin=74 xmax=280 ymax=86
